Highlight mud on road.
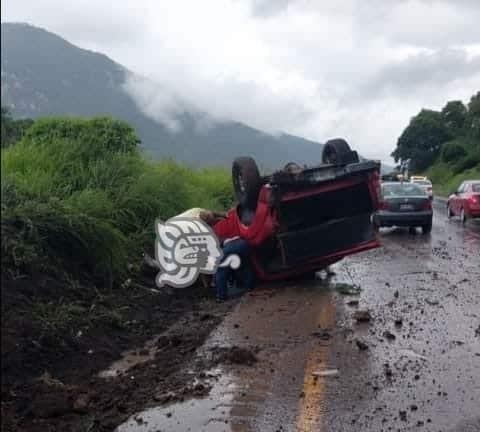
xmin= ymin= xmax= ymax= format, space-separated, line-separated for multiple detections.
xmin=1 ymin=275 xmax=234 ymax=432
xmin=116 ymin=200 xmax=480 ymax=432
xmin=2 ymin=200 xmax=480 ymax=432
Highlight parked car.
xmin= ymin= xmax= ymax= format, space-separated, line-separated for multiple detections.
xmin=410 ymin=178 xmax=433 ymax=200
xmin=373 ymin=182 xmax=433 ymax=234
xmin=447 ymin=180 xmax=480 ymax=223
xmin=227 ymin=139 xmax=381 ymax=281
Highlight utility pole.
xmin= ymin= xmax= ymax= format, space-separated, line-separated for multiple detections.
xmin=401 ymin=159 xmax=411 ymax=180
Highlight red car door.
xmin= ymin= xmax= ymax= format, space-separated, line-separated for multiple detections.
xmin=460 ymin=183 xmax=471 ymax=213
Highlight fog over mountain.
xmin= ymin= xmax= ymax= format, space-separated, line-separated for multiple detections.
xmin=1 ymin=23 xmax=327 ymax=170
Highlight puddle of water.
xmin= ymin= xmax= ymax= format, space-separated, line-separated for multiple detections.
xmin=116 ymin=371 xmax=237 ymax=432
xmin=98 ymin=336 xmax=160 ymax=379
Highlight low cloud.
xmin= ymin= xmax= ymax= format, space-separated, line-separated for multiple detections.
xmin=356 ymin=49 xmax=480 ymax=99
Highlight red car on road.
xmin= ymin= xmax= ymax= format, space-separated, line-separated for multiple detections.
xmin=225 ymin=139 xmax=381 ymax=281
xmin=447 ymin=180 xmax=480 ymax=223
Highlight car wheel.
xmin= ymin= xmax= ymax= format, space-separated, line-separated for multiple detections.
xmin=322 ymin=138 xmax=359 ymax=165
xmin=284 ymin=162 xmax=303 ymax=174
xmin=232 ymin=157 xmax=262 ymax=210
xmin=447 ymin=203 xmax=453 ymax=219
xmin=460 ymin=208 xmax=467 ymax=224
xmin=422 ymin=221 xmax=432 ymax=234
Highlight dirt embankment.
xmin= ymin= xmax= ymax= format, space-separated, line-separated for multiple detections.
xmin=1 ymin=271 xmax=230 ymax=432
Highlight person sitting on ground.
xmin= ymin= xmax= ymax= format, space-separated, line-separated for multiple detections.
xmin=201 ymin=210 xmax=255 ymax=302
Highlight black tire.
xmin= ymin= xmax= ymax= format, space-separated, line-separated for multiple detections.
xmin=447 ymin=203 xmax=453 ymax=219
xmin=422 ymin=221 xmax=432 ymax=234
xmin=322 ymin=138 xmax=359 ymax=165
xmin=232 ymin=157 xmax=262 ymax=209
xmin=284 ymin=162 xmax=302 ymax=174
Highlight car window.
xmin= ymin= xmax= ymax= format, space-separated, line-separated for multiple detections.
xmin=382 ymin=183 xmax=426 ymax=197
xmin=457 ymin=182 xmax=466 ymax=193
xmin=472 ymin=184 xmax=480 ymax=193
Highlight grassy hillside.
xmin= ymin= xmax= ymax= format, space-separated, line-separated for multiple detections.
xmin=425 ymin=135 xmax=480 ymax=195
xmin=426 ymin=164 xmax=480 ymax=197
xmin=1 ymin=116 xmax=240 ymax=430
xmin=1 ymin=116 xmax=233 ymax=285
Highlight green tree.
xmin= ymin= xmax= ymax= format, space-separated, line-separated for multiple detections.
xmin=1 ymin=107 xmax=13 ymax=147
xmin=441 ymin=141 xmax=467 ymax=163
xmin=441 ymin=100 xmax=467 ymax=136
xmin=392 ymin=109 xmax=451 ymax=172
xmin=466 ymin=92 xmax=480 ymax=140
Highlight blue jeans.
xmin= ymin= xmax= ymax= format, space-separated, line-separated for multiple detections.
xmin=215 ymin=239 xmax=255 ymax=299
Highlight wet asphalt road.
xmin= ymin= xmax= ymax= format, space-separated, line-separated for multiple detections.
xmin=118 ymin=199 xmax=480 ymax=432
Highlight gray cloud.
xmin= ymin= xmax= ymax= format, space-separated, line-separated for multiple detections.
xmin=352 ymin=0 xmax=480 ymax=48
xmin=249 ymin=0 xmax=294 ymax=17
xmin=356 ymin=49 xmax=480 ymax=99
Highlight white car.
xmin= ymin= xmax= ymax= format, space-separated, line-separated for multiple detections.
xmin=410 ymin=178 xmax=433 ymax=199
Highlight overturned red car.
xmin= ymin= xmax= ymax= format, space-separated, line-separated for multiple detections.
xmin=219 ymin=139 xmax=381 ymax=281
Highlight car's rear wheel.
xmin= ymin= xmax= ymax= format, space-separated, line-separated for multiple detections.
xmin=232 ymin=157 xmax=262 ymax=210
xmin=322 ymin=138 xmax=359 ymax=165
xmin=447 ymin=203 xmax=453 ymax=219
xmin=422 ymin=221 xmax=432 ymax=234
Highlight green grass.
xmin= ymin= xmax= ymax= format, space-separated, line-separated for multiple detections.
xmin=1 ymin=116 xmax=234 ymax=286
xmin=426 ymin=162 xmax=480 ymax=196
xmin=424 ymin=136 xmax=479 ymax=196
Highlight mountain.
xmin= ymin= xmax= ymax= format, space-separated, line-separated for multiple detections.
xmin=1 ymin=23 xmax=326 ymax=170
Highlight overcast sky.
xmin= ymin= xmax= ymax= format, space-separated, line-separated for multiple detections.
xmin=3 ymin=0 xmax=480 ymax=163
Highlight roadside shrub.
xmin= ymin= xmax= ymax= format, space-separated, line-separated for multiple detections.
xmin=193 ymin=167 xmax=235 ymax=211
xmin=24 ymin=116 xmax=140 ymax=155
xmin=1 ymin=116 xmax=233 ymax=285
xmin=1 ymin=199 xmax=127 ymax=283
xmin=452 ymin=148 xmax=480 ymax=174
xmin=1 ymin=106 xmax=34 ymax=148
xmin=441 ymin=141 xmax=467 ymax=163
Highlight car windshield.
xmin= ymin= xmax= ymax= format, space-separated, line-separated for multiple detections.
xmin=413 ymin=180 xmax=431 ymax=186
xmin=382 ymin=183 xmax=426 ymax=197
xmin=472 ymin=184 xmax=480 ymax=192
